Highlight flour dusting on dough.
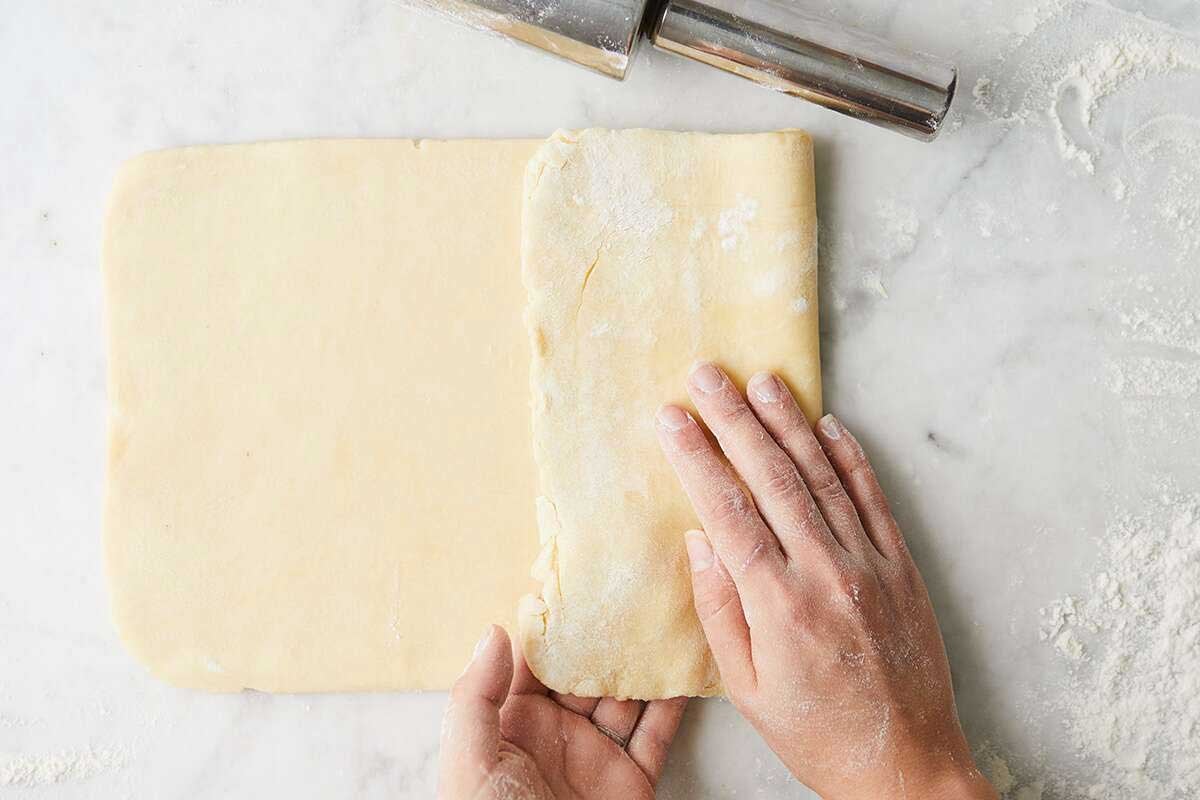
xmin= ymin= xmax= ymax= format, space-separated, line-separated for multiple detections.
xmin=774 ymin=230 xmax=803 ymax=252
xmin=575 ymin=131 xmax=675 ymax=261
xmin=751 ymin=267 xmax=788 ymax=298
xmin=718 ymin=194 xmax=759 ymax=251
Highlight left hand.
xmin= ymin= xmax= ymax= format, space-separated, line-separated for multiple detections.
xmin=437 ymin=625 xmax=688 ymax=800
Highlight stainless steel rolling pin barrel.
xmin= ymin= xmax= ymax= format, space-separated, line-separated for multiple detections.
xmin=422 ymin=0 xmax=957 ymax=140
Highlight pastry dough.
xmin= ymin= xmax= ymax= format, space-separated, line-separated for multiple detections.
xmin=103 ymin=131 xmax=820 ymax=697
xmin=104 ymin=139 xmax=542 ymax=691
xmin=518 ymin=130 xmax=821 ymax=700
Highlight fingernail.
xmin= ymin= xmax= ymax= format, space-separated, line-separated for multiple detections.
xmin=818 ymin=414 xmax=842 ymax=440
xmin=749 ymin=372 xmax=782 ymax=403
xmin=684 ymin=530 xmax=715 ymax=572
xmin=472 ymin=626 xmax=493 ymax=661
xmin=656 ymin=405 xmax=693 ymax=432
xmin=689 ymin=362 xmax=725 ymax=394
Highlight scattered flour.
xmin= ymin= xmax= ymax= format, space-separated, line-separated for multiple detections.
xmin=0 ymin=747 xmax=128 ymax=787
xmin=1149 ymin=164 xmax=1200 ymax=256
xmin=1109 ymin=176 xmax=1127 ymax=202
xmin=973 ymin=76 xmax=995 ymax=107
xmin=1009 ymin=0 xmax=1070 ymax=41
xmin=873 ymin=198 xmax=920 ymax=261
xmin=972 ymin=0 xmax=1200 ymax=237
xmin=0 ymin=714 xmax=41 ymax=729
xmin=1050 ymin=34 xmax=1200 ymax=174
xmin=1108 ymin=356 xmax=1200 ymax=400
xmin=1105 ymin=284 xmax=1200 ymax=407
xmin=978 ymin=747 xmax=1046 ymax=800
xmin=846 ymin=198 xmax=919 ymax=300
xmin=1038 ymin=496 xmax=1200 ymax=798
xmin=972 ymin=0 xmax=1200 ymax=262
xmin=986 ymin=751 xmax=1017 ymax=794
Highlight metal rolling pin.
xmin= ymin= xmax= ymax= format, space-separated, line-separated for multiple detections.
xmin=420 ymin=0 xmax=957 ymax=141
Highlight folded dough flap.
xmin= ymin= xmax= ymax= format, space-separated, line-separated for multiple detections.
xmin=517 ymin=129 xmax=821 ymax=700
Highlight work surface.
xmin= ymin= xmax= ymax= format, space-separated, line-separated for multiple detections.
xmin=3 ymin=1 xmax=1199 ymax=797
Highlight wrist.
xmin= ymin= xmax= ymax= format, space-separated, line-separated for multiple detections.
xmin=887 ymin=741 xmax=998 ymax=800
xmin=834 ymin=735 xmax=998 ymax=800
xmin=918 ymin=764 xmax=999 ymax=800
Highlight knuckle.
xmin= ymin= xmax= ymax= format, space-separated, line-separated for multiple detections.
xmin=777 ymin=414 xmax=812 ymax=444
xmin=839 ymin=439 xmax=872 ymax=475
xmin=675 ymin=429 xmax=713 ymax=458
xmin=812 ymin=556 xmax=867 ymax=596
xmin=845 ymin=459 xmax=875 ymax=487
xmin=694 ymin=585 xmax=738 ymax=624
xmin=833 ymin=567 xmax=880 ymax=609
xmin=448 ymin=679 xmax=476 ymax=704
xmin=760 ymin=460 xmax=804 ymax=502
xmin=808 ymin=468 xmax=847 ymax=504
xmin=780 ymin=592 xmax=819 ymax=632
xmin=714 ymin=395 xmax=755 ymax=428
xmin=737 ymin=539 xmax=773 ymax=575
xmin=867 ymin=505 xmax=903 ymax=543
xmin=708 ymin=486 xmax=752 ymax=525
xmin=834 ymin=570 xmax=861 ymax=600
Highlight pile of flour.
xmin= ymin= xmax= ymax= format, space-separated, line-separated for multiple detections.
xmin=1038 ymin=495 xmax=1200 ymax=798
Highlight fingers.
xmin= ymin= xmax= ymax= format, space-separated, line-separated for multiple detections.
xmin=746 ymin=372 xmax=875 ymax=559
xmin=815 ymin=415 xmax=909 ymax=561
xmin=627 ymin=697 xmax=688 ymax=786
xmin=684 ymin=530 xmax=755 ymax=692
xmin=549 ymin=691 xmax=599 ymax=717
xmin=686 ymin=363 xmax=839 ymax=560
xmin=440 ymin=625 xmax=512 ymax=782
xmin=655 ymin=404 xmax=786 ymax=592
xmin=591 ymin=698 xmax=645 ymax=749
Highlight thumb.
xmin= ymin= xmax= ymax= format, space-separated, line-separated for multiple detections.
xmin=438 ymin=625 xmax=514 ymax=798
xmin=685 ymin=530 xmax=756 ymax=693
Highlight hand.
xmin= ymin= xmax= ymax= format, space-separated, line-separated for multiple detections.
xmin=655 ymin=363 xmax=997 ymax=800
xmin=437 ymin=625 xmax=687 ymax=800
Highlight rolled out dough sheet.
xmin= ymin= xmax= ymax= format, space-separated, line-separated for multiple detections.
xmin=104 ymin=139 xmax=542 ymax=691
xmin=518 ymin=130 xmax=821 ymax=700
xmin=104 ymin=130 xmax=820 ymax=696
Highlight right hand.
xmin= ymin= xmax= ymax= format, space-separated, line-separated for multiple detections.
xmin=655 ymin=363 xmax=997 ymax=800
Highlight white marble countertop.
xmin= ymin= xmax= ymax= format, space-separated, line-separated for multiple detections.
xmin=3 ymin=0 xmax=1200 ymax=797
